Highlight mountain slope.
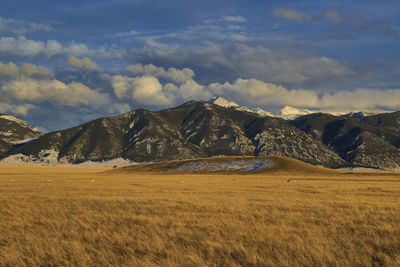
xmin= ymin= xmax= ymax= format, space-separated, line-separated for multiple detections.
xmin=1 ymin=101 xmax=345 ymax=167
xmin=160 ymin=101 xmax=256 ymax=156
xmin=0 ymin=114 xmax=42 ymax=155
xmin=290 ymin=112 xmax=400 ymax=169
xmin=0 ymin=139 xmax=12 ymax=155
xmin=245 ymin=116 xmax=345 ymax=168
xmin=0 ymin=114 xmax=41 ymax=144
xmin=1 ymin=101 xmax=399 ymax=170
xmin=2 ymin=109 xmax=204 ymax=163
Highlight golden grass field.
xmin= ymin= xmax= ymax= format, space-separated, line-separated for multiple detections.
xmin=0 ymin=157 xmax=400 ymax=266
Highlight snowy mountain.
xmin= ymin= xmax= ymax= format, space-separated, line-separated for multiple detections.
xmin=279 ymin=106 xmax=313 ymax=120
xmin=210 ymin=97 xmax=275 ymax=117
xmin=1 ymin=99 xmax=399 ymax=170
xmin=0 ymin=115 xmax=41 ymax=143
xmin=209 ymin=97 xmax=388 ymax=119
xmin=255 ymin=108 xmax=276 ymax=117
xmin=210 ymin=97 xmax=313 ymax=119
xmin=0 ymin=114 xmax=42 ymax=154
xmin=0 ymin=101 xmax=345 ymax=168
xmin=210 ymin=96 xmax=240 ymax=108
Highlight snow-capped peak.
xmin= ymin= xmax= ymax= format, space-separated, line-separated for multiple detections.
xmin=210 ymin=96 xmax=239 ymax=108
xmin=0 ymin=114 xmax=30 ymax=127
xmin=255 ymin=108 xmax=276 ymax=117
xmin=209 ymin=97 xmax=388 ymax=120
xmin=210 ymin=97 xmax=264 ymax=115
xmin=279 ymin=106 xmax=312 ymax=119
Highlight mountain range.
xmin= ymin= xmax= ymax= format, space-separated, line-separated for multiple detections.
xmin=0 ymin=98 xmax=399 ymax=170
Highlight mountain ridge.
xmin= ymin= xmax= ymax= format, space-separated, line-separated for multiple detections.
xmin=209 ymin=96 xmax=392 ymax=119
xmin=0 ymin=100 xmax=399 ymax=170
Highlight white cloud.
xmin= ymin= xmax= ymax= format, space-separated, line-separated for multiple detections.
xmin=272 ymin=8 xmax=396 ymax=36
xmin=222 ymin=16 xmax=247 ymax=23
xmin=209 ymin=78 xmax=320 ymax=107
xmin=0 ymin=102 xmax=35 ymax=116
xmin=68 ymin=56 xmax=100 ymax=71
xmin=124 ymin=64 xmax=211 ymax=103
xmin=321 ymin=89 xmax=400 ymax=109
xmin=273 ymin=8 xmax=313 ymax=21
xmin=111 ymin=30 xmax=138 ymax=38
xmin=0 ymin=36 xmax=125 ymax=58
xmin=209 ymin=78 xmax=400 ymax=110
xmin=0 ymin=61 xmax=18 ymax=77
xmin=0 ymin=36 xmax=90 ymax=57
xmin=20 ymin=63 xmax=54 ymax=79
xmin=137 ymin=43 xmax=353 ymax=88
xmin=0 ymin=17 xmax=54 ymax=35
xmin=126 ymin=63 xmax=195 ymax=83
xmin=0 ymin=78 xmax=109 ymax=108
xmin=111 ymin=75 xmax=171 ymax=106
xmin=165 ymin=79 xmax=212 ymax=101
xmin=0 ymin=61 xmax=53 ymax=79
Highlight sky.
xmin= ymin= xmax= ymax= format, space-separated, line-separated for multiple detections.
xmin=0 ymin=0 xmax=399 ymax=130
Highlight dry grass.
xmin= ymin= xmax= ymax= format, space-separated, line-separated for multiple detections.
xmin=0 ymin=161 xmax=400 ymax=266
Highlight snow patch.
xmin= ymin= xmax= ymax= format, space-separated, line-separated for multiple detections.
xmin=279 ymin=106 xmax=312 ymax=119
xmin=8 ymin=138 xmax=37 ymax=145
xmin=0 ymin=149 xmax=59 ymax=165
xmin=210 ymin=96 xmax=240 ymax=108
xmin=77 ymin=158 xmax=137 ymax=167
xmin=255 ymin=108 xmax=276 ymax=117
xmin=235 ymin=106 xmax=254 ymax=113
xmin=0 ymin=115 xmax=29 ymax=126
xmin=175 ymin=158 xmax=274 ymax=173
xmin=0 ymin=152 xmax=136 ymax=168
xmin=0 ymin=131 xmax=13 ymax=137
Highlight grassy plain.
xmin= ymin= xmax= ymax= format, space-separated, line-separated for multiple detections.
xmin=0 ymin=159 xmax=400 ymax=266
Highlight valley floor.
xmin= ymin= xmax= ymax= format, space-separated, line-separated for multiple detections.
xmin=0 ymin=165 xmax=399 ymax=266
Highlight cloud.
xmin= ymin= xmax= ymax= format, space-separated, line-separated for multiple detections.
xmin=0 ymin=78 xmax=109 ymax=108
xmin=273 ymin=8 xmax=313 ymax=21
xmin=0 ymin=61 xmax=53 ymax=79
xmin=272 ymin=8 xmax=396 ymax=36
xmin=324 ymin=10 xmax=396 ymax=36
xmin=110 ymin=30 xmax=138 ymax=38
xmin=0 ymin=61 xmax=18 ymax=77
xmin=222 ymin=16 xmax=247 ymax=23
xmin=124 ymin=64 xmax=211 ymax=102
xmin=126 ymin=63 xmax=194 ymax=83
xmin=0 ymin=102 xmax=35 ymax=116
xmin=209 ymin=78 xmax=400 ymax=110
xmin=0 ymin=36 xmax=125 ymax=58
xmin=68 ymin=56 xmax=100 ymax=71
xmin=0 ymin=36 xmax=89 ymax=57
xmin=321 ymin=88 xmax=400 ymax=109
xmin=130 ymin=21 xmax=253 ymax=47
xmin=111 ymin=75 xmax=171 ymax=106
xmin=209 ymin=78 xmax=320 ymax=107
xmin=20 ymin=63 xmax=54 ymax=79
xmin=0 ymin=17 xmax=54 ymax=35
xmin=165 ymin=79 xmax=212 ymax=101
xmin=134 ymin=43 xmax=353 ymax=89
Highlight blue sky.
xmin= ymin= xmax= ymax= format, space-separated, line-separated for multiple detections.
xmin=0 ymin=0 xmax=399 ymax=130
